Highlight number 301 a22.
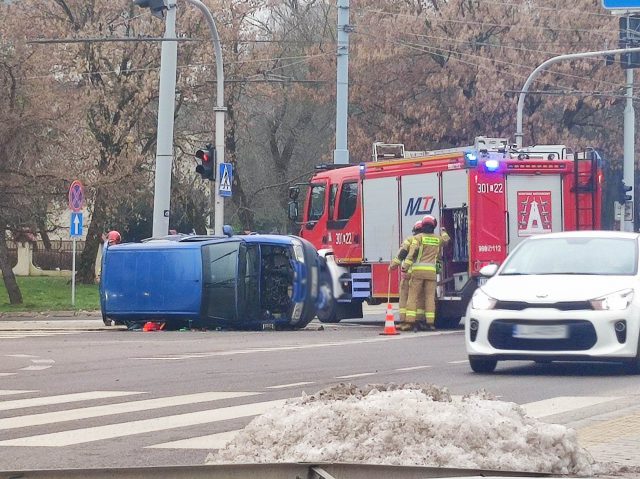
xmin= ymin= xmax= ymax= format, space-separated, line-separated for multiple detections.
xmin=477 ymin=183 xmax=503 ymax=194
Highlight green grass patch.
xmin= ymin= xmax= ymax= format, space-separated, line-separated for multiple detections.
xmin=0 ymin=277 xmax=100 ymax=313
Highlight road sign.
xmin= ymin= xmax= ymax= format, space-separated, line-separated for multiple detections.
xmin=603 ymin=0 xmax=640 ymax=10
xmin=70 ymin=212 xmax=83 ymax=237
xmin=219 ymin=163 xmax=233 ymax=197
xmin=68 ymin=180 xmax=85 ymax=212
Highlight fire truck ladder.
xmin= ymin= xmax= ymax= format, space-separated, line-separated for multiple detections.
xmin=573 ymin=149 xmax=598 ymax=230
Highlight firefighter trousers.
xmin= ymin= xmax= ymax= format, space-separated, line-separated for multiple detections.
xmin=406 ymin=274 xmax=436 ymax=326
xmin=399 ymin=274 xmax=425 ymax=323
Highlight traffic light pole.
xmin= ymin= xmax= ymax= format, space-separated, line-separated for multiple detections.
xmin=623 ymin=67 xmax=635 ymax=231
xmin=151 ymin=1 xmax=178 ymax=238
xmin=333 ymin=0 xmax=350 ymax=165
xmin=184 ymin=0 xmax=226 ymax=236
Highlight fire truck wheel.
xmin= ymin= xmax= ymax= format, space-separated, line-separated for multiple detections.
xmin=435 ymin=316 xmax=463 ymax=329
xmin=468 ymin=356 xmax=497 ymax=374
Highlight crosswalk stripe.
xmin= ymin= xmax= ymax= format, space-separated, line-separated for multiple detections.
xmin=0 ymin=392 xmax=259 ymax=431
xmin=0 ymin=390 xmax=37 ymax=397
xmin=0 ymin=332 xmax=79 ymax=339
xmin=0 ymin=373 xmax=18 ymax=377
xmin=147 ymin=430 xmax=238 ymax=450
xmin=521 ymin=396 xmax=621 ymax=418
xmin=0 ymin=399 xmax=287 ymax=447
xmin=0 ymin=391 xmax=144 ymax=412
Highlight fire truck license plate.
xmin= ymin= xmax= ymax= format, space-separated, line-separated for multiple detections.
xmin=512 ymin=324 xmax=569 ymax=339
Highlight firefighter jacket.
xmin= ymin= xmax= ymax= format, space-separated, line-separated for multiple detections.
xmin=389 ymin=234 xmax=415 ymax=270
xmin=401 ymin=231 xmax=450 ymax=279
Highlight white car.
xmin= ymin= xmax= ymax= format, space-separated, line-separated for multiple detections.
xmin=465 ymin=231 xmax=640 ymax=374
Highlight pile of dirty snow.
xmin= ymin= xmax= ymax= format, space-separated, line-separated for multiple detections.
xmin=208 ymin=383 xmax=595 ymax=475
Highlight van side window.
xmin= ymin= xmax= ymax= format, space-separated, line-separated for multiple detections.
xmin=308 ymin=183 xmax=326 ymax=221
xmin=337 ymin=182 xmax=358 ymax=220
xmin=328 ymin=184 xmax=338 ymax=220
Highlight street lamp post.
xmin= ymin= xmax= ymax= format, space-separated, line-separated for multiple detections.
xmin=515 ymin=46 xmax=640 ymax=232
xmin=184 ymin=0 xmax=226 ymax=236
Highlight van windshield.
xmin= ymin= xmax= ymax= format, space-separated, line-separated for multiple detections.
xmin=202 ymin=242 xmax=240 ymax=320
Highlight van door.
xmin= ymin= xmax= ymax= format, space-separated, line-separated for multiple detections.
xmin=506 ymin=175 xmax=562 ymax=252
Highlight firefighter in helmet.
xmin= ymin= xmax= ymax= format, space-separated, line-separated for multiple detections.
xmin=389 ymin=220 xmax=424 ymax=330
xmin=401 ymin=215 xmax=450 ymax=331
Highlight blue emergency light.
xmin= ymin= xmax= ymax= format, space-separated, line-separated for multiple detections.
xmin=485 ymin=159 xmax=500 ymax=172
xmin=359 ymin=162 xmax=366 ymax=178
xmin=464 ymin=151 xmax=478 ymax=167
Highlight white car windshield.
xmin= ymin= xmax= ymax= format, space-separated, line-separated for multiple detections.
xmin=500 ymin=237 xmax=638 ymax=276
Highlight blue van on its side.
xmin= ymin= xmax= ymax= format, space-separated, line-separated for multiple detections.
xmin=99 ymin=234 xmax=334 ymax=330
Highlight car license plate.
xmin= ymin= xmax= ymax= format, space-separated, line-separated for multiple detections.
xmin=512 ymin=324 xmax=569 ymax=339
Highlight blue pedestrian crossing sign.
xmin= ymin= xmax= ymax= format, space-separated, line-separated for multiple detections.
xmin=70 ymin=212 xmax=83 ymax=237
xmin=219 ymin=163 xmax=233 ymax=197
xmin=603 ymin=0 xmax=640 ymax=9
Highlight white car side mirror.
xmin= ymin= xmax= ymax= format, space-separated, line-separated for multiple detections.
xmin=479 ymin=264 xmax=499 ymax=277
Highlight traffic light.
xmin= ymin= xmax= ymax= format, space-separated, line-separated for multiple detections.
xmin=617 ymin=179 xmax=633 ymax=204
xmin=132 ymin=0 xmax=166 ymax=19
xmin=195 ymin=144 xmax=215 ymax=181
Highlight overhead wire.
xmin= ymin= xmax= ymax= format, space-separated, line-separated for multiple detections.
xmin=354 ymin=30 xmax=640 ymax=100
xmin=348 ymin=5 xmax=619 ymax=38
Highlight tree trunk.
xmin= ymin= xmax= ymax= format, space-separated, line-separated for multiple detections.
xmin=0 ymin=226 xmax=23 ymax=304
xmin=37 ymin=218 xmax=52 ymax=250
xmin=77 ymin=187 xmax=107 ymax=284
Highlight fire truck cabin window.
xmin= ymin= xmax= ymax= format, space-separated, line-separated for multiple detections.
xmin=308 ymin=183 xmax=326 ymax=221
xmin=337 ymin=182 xmax=358 ymax=220
xmin=328 ymin=184 xmax=338 ymax=220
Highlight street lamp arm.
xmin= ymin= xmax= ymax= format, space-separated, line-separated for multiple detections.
xmin=515 ymin=46 xmax=640 ymax=148
xmin=183 ymin=0 xmax=224 ymax=108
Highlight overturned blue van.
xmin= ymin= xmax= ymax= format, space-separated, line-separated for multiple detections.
xmin=99 ymin=233 xmax=334 ymax=330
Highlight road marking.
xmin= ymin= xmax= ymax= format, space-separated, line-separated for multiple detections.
xmin=395 ymin=365 xmax=433 ymax=372
xmin=0 ymin=373 xmax=17 ymax=377
xmin=0 ymin=399 xmax=287 ymax=447
xmin=0 ymin=391 xmax=259 ymax=430
xmin=0 ymin=390 xmax=37 ymax=397
xmin=20 ymin=365 xmax=53 ymax=371
xmin=134 ymin=334 xmax=454 ymax=361
xmin=5 ymin=354 xmax=39 ymax=358
xmin=0 ymin=332 xmax=78 ymax=339
xmin=148 ymin=430 xmax=238 ymax=450
xmin=0 ymin=391 xmax=144 ymax=412
xmin=31 ymin=359 xmax=55 ymax=364
xmin=447 ymin=360 xmax=468 ymax=364
xmin=265 ymin=382 xmax=315 ymax=390
xmin=521 ymin=396 xmax=621 ymax=418
xmin=335 ymin=372 xmax=376 ymax=379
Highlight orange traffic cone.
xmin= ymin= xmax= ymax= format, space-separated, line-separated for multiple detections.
xmin=380 ymin=302 xmax=400 ymax=335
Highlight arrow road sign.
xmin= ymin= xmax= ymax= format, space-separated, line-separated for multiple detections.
xmin=602 ymin=0 xmax=640 ymax=10
xmin=70 ymin=212 xmax=83 ymax=237
xmin=219 ymin=163 xmax=233 ymax=197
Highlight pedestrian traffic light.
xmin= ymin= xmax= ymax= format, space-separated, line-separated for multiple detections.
xmin=132 ymin=0 xmax=166 ymax=19
xmin=195 ymin=144 xmax=215 ymax=181
xmin=617 ymin=179 xmax=633 ymax=204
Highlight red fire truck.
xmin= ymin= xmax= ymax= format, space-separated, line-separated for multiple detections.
xmin=288 ymin=137 xmax=603 ymax=327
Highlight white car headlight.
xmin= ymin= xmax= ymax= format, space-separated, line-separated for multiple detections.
xmin=590 ymin=289 xmax=634 ymax=311
xmin=471 ymin=289 xmax=497 ymax=310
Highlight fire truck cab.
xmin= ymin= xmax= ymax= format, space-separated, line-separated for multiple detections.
xmin=289 ymin=137 xmax=603 ymax=327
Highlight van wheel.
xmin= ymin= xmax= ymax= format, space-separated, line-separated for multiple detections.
xmin=469 ymin=357 xmax=497 ymax=373
xmin=316 ymin=282 xmax=339 ymax=323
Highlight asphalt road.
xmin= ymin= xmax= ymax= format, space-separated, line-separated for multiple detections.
xmin=1 ymin=312 xmax=639 ymax=471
